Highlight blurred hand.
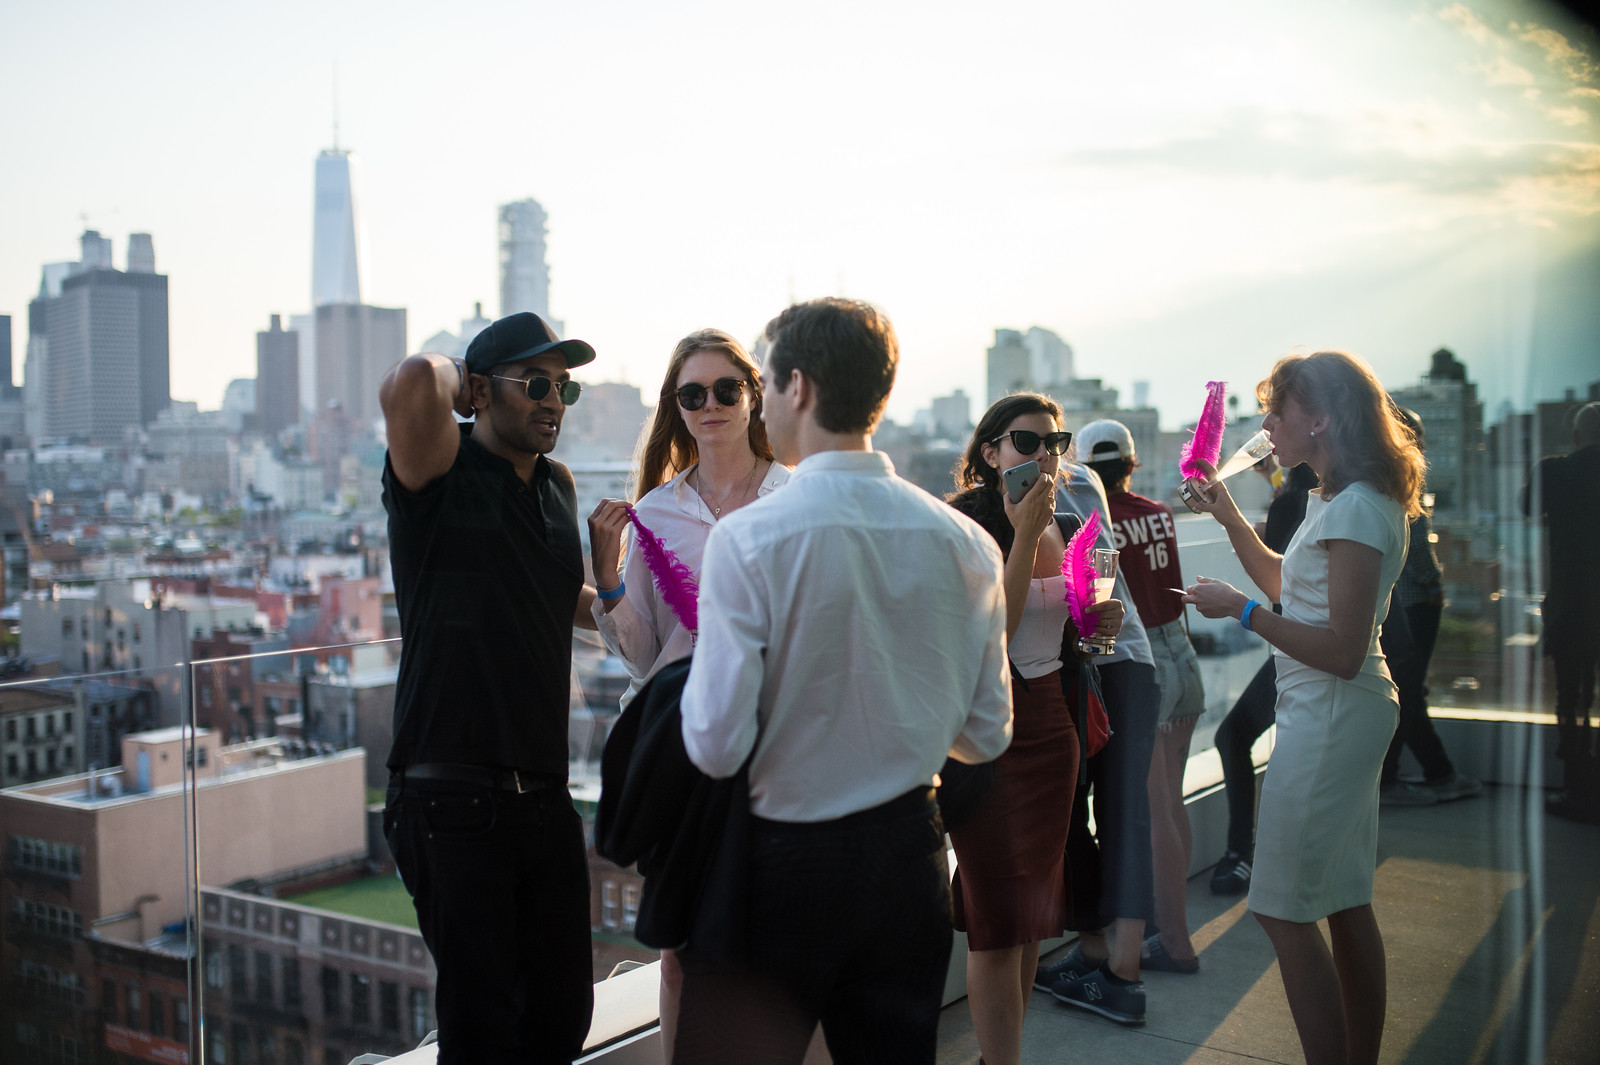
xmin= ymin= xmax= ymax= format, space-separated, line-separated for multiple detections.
xmin=1181 ymin=576 xmax=1249 ymax=620
xmin=587 ymin=499 xmax=631 ymax=591
xmin=1085 ymin=596 xmax=1124 ymax=636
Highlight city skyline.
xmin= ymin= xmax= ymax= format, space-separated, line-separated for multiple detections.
xmin=2 ymin=0 xmax=1597 ymax=430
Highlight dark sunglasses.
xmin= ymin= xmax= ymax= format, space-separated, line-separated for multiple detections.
xmin=991 ymin=429 xmax=1072 ymax=456
xmin=674 ymin=377 xmax=747 ymax=412
xmin=491 ymin=374 xmax=582 ymax=406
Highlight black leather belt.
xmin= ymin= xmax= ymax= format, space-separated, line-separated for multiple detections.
xmin=399 ymin=763 xmax=560 ymax=794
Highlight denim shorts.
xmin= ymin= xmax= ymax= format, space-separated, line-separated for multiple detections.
xmin=1148 ymin=618 xmax=1205 ymax=727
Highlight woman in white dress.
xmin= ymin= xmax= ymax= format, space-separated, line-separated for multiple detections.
xmin=587 ymin=328 xmax=788 ymax=1060
xmin=1182 ymin=350 xmax=1424 ymax=1065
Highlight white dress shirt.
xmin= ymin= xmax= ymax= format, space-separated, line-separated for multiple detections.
xmin=681 ymin=450 xmax=1014 ymax=822
xmin=593 ymin=462 xmax=790 ymax=709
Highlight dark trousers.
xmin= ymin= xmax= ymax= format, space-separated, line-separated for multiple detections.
xmin=1382 ymin=599 xmax=1455 ymax=787
xmin=1549 ymin=597 xmax=1600 ymax=795
xmin=674 ymin=788 xmax=952 ymax=1065
xmin=384 ymin=779 xmax=593 ymax=1065
xmin=1217 ymin=655 xmax=1277 ymax=856
xmin=1065 ymin=660 xmax=1159 ymax=929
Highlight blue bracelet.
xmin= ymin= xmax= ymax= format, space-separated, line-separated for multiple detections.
xmin=596 ymin=581 xmax=626 ymax=602
xmin=1240 ymin=598 xmax=1260 ymax=631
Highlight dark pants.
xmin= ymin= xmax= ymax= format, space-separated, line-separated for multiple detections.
xmin=1548 ymin=597 xmax=1600 ymax=795
xmin=1065 ymin=659 xmax=1159 ymax=929
xmin=674 ymin=788 xmax=952 ymax=1065
xmin=1217 ymin=655 xmax=1277 ymax=856
xmin=384 ymin=779 xmax=593 ymax=1065
xmin=1382 ymin=599 xmax=1455 ymax=787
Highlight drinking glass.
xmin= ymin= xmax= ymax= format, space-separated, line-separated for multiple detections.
xmin=1077 ymin=548 xmax=1119 ymax=656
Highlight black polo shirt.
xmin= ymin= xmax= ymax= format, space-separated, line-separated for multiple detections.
xmin=383 ymin=425 xmax=584 ymax=777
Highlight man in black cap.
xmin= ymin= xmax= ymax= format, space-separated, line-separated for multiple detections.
xmin=379 ymin=312 xmax=602 ymax=1064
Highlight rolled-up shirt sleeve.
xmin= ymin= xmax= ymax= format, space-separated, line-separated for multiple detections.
xmin=681 ymin=524 xmax=769 ymax=779
xmin=949 ymin=540 xmax=1013 ymax=764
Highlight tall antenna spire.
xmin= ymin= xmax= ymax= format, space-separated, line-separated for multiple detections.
xmin=332 ymin=59 xmax=340 ymax=150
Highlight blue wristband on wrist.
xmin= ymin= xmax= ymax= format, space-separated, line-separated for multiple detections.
xmin=1240 ymin=598 xmax=1260 ymax=632
xmin=596 ymin=581 xmax=626 ymax=602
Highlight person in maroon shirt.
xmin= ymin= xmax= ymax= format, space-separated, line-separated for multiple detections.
xmin=1078 ymin=419 xmax=1206 ymax=974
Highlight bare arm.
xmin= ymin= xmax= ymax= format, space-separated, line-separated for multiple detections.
xmin=573 ymin=586 xmax=600 ymax=630
xmin=378 ymin=354 xmax=474 ymax=491
xmin=1185 ymin=458 xmax=1283 ymax=603
xmin=1184 ymin=539 xmax=1383 ymax=680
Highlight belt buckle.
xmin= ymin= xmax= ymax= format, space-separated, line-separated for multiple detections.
xmin=513 ymin=770 xmax=531 ymax=795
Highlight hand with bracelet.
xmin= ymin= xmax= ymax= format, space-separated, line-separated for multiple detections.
xmin=1182 ymin=576 xmax=1256 ymax=627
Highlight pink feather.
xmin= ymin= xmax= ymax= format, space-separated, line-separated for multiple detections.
xmin=1060 ymin=508 xmax=1102 ymax=636
xmin=1179 ymin=380 xmax=1228 ymax=480
xmin=625 ymin=506 xmax=700 ymax=634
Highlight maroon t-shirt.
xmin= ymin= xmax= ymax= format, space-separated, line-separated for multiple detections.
xmin=1106 ymin=490 xmax=1184 ymax=627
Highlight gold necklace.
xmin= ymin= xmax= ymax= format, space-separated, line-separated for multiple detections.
xmin=697 ymin=457 xmax=761 ymax=519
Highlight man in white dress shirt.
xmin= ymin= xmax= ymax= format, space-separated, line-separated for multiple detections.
xmin=675 ymin=298 xmax=1014 ymax=1064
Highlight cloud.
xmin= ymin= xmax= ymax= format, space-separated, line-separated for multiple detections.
xmin=1476 ymin=54 xmax=1536 ymax=86
xmin=1547 ymin=105 xmax=1591 ymax=126
xmin=1516 ymin=24 xmax=1597 ymax=83
xmin=1438 ymin=3 xmax=1496 ymax=46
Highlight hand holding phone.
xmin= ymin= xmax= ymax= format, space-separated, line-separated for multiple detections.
xmin=1003 ymin=460 xmax=1041 ymax=504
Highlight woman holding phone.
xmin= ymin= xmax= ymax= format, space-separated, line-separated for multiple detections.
xmin=587 ymin=328 xmax=788 ymax=1058
xmin=1183 ymin=351 xmax=1423 ymax=1065
xmin=945 ymin=393 xmax=1123 ymax=1065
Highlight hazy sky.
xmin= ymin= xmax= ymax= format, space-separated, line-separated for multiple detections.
xmin=2 ymin=0 xmax=1596 ymax=428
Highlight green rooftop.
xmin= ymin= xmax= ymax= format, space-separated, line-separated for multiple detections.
xmin=285 ymin=875 xmax=419 ymax=931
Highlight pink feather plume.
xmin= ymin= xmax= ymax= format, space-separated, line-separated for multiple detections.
xmin=1060 ymin=508 xmax=1102 ymax=636
xmin=626 ymin=506 xmax=699 ymax=633
xmin=1179 ymin=380 xmax=1228 ymax=480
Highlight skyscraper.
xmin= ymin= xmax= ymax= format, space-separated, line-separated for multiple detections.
xmin=31 ymin=232 xmax=170 ymax=441
xmin=499 ymin=199 xmax=553 ymax=321
xmin=256 ymin=314 xmax=300 ymax=440
xmin=313 ymin=150 xmax=363 ymax=307
xmin=315 ymin=303 xmax=405 ymax=425
xmin=126 ymin=233 xmax=155 ymax=274
xmin=0 ymin=314 xmax=12 ymax=395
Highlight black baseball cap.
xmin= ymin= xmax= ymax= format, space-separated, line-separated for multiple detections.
xmin=464 ymin=312 xmax=596 ymax=374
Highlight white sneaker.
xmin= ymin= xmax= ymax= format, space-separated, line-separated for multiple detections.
xmin=1380 ymin=781 xmax=1438 ymax=807
xmin=1429 ymin=772 xmax=1484 ymax=802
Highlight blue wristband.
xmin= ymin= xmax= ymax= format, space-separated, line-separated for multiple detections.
xmin=1240 ymin=598 xmax=1260 ymax=632
xmin=596 ymin=581 xmax=626 ymax=602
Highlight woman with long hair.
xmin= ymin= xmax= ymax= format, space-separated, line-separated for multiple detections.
xmin=1183 ymin=350 xmax=1425 ymax=1065
xmin=945 ymin=392 xmax=1123 ymax=1065
xmin=587 ymin=327 xmax=788 ymax=1059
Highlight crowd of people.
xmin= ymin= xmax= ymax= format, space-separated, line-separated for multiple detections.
xmin=375 ymin=300 xmax=1574 ymax=1065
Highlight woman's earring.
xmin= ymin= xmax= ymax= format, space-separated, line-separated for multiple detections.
xmin=1309 ymin=430 xmax=1316 ymax=437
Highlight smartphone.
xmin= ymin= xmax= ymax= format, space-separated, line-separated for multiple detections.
xmin=1003 ymin=460 xmax=1041 ymax=504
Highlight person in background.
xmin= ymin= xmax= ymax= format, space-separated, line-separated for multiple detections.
xmin=1208 ymin=459 xmax=1319 ymax=895
xmin=674 ymin=298 xmax=1013 ymax=1064
xmin=1185 ymin=349 xmax=1424 ymax=1065
xmin=946 ymin=394 xmax=1123 ymax=1065
xmin=379 ymin=313 xmax=603 ymax=1065
xmin=1077 ymin=419 xmax=1206 ymax=975
xmin=1035 ymin=457 xmax=1161 ymax=1027
xmin=1378 ymin=409 xmax=1482 ymax=807
xmin=1524 ymin=401 xmax=1600 ymax=824
xmin=587 ymin=328 xmax=789 ymax=1059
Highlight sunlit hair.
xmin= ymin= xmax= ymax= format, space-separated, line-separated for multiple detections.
xmin=1256 ymin=350 xmax=1426 ymax=516
xmin=632 ymin=329 xmax=773 ymax=500
xmin=946 ymin=392 xmax=1065 ymax=559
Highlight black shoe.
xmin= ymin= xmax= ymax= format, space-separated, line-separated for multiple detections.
xmin=1210 ymin=851 xmax=1251 ymax=895
xmin=1050 ymin=964 xmax=1146 ymax=1026
xmin=1033 ymin=945 xmax=1097 ymax=992
xmin=1140 ymin=934 xmax=1200 ymax=974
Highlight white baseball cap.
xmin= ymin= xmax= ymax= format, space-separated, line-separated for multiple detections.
xmin=1075 ymin=419 xmax=1136 ymax=462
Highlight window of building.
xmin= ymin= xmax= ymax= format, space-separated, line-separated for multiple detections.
xmin=320 ymin=966 xmax=340 ymax=1020
xmin=257 ymin=1029 xmax=277 ymax=1064
xmin=25 ymin=717 xmax=36 ymax=740
xmin=26 ymin=751 xmax=36 ymax=777
xmin=379 ymin=981 xmax=399 ymax=1034
xmin=148 ymin=990 xmax=164 ymax=1037
xmin=601 ymin=880 xmax=620 ymax=930
xmin=63 ymin=712 xmax=72 ymax=732
xmin=230 ymin=1023 xmax=249 ymax=1065
xmin=134 ymin=623 xmax=141 ymax=642
xmin=125 ymin=985 xmax=141 ymax=1029
xmin=101 ymin=979 xmax=117 ymax=1019
xmin=254 ymin=951 xmax=274 ymax=1005
xmin=5 ymin=719 xmax=15 ymax=741
xmin=61 ymin=619 xmax=72 ymax=637
xmin=409 ymin=988 xmax=431 ymax=1042
xmin=349 ymin=973 xmax=371 ymax=1025
xmin=174 ymin=1000 xmax=189 ymax=1042
xmin=10 ymin=898 xmax=83 ymax=941
xmin=45 ymin=749 xmax=56 ymax=774
xmin=5 ymin=755 xmax=15 ymax=778
xmin=286 ymin=1036 xmax=305 ymax=1065
xmin=283 ymin=958 xmax=302 ymax=1010
xmin=227 ymin=945 xmax=248 ymax=998
xmin=207 ymin=1017 xmax=226 ymax=1065
xmin=622 ymin=883 xmax=640 ymax=932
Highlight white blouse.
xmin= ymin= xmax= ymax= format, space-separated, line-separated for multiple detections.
xmin=1008 ymin=574 xmax=1073 ymax=680
xmin=592 ymin=461 xmax=790 ymax=708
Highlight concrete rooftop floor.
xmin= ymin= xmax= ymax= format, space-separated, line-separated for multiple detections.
xmin=935 ymin=784 xmax=1599 ymax=1065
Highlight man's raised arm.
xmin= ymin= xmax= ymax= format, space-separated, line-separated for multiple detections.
xmin=379 ymin=354 xmax=475 ymax=492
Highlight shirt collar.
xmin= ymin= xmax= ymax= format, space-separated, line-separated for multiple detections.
xmin=790 ymin=450 xmax=895 ymax=479
xmin=459 ymin=423 xmax=551 ymax=485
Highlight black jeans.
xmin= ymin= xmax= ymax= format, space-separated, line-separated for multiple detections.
xmin=1216 ymin=655 xmax=1277 ymax=857
xmin=1065 ymin=659 xmax=1159 ymax=929
xmin=674 ymin=788 xmax=952 ymax=1065
xmin=1382 ymin=599 xmax=1455 ymax=787
xmin=384 ymin=778 xmax=593 ymax=1065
